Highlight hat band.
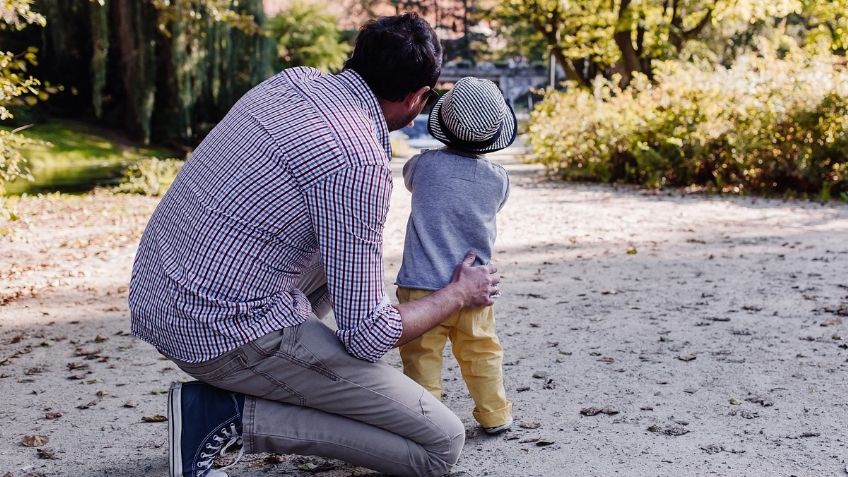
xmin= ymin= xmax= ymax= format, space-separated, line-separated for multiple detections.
xmin=438 ymin=109 xmax=503 ymax=150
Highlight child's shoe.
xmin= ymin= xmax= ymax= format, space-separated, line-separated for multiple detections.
xmin=482 ymin=417 xmax=513 ymax=435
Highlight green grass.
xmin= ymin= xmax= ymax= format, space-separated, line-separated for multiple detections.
xmin=3 ymin=120 xmax=176 ymax=195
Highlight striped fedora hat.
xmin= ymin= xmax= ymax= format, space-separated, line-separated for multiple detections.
xmin=427 ymin=76 xmax=517 ymax=154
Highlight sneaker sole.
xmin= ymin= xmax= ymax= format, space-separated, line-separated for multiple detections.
xmin=169 ymin=382 xmax=183 ymax=477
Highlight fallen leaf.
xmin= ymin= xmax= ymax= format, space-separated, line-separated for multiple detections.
xmin=701 ymin=444 xmax=723 ymax=454
xmin=37 ymin=447 xmax=58 ymax=459
xmin=745 ymin=395 xmax=774 ymax=407
xmin=580 ymin=407 xmax=619 ymax=416
xmin=21 ymin=434 xmax=49 ymax=447
xmin=76 ymin=400 xmax=98 ymax=410
xmin=264 ymin=454 xmax=286 ymax=464
xmin=142 ymin=415 xmax=168 ymax=423
xmin=647 ymin=425 xmax=689 ymax=436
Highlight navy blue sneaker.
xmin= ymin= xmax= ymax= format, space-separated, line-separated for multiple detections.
xmin=168 ymin=381 xmax=246 ymax=477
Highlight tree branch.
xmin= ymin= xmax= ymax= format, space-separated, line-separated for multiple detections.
xmin=682 ymin=8 xmax=712 ymax=40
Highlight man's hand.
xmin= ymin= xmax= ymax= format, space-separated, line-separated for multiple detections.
xmin=450 ymin=250 xmax=501 ymax=308
xmin=393 ymin=250 xmax=501 ymax=347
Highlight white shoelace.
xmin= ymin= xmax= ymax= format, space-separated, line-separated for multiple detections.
xmin=197 ymin=423 xmax=244 ymax=476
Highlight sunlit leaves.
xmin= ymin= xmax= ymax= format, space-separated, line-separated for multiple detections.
xmin=150 ymin=0 xmax=261 ymax=36
xmin=0 ymin=0 xmax=45 ymax=30
xmin=527 ymin=50 xmax=848 ymax=196
xmin=1 ymin=0 xmax=50 ymax=198
xmin=267 ymin=1 xmax=351 ymax=73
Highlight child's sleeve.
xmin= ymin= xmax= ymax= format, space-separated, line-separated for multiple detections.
xmin=497 ymin=168 xmax=510 ymax=212
xmin=402 ymin=154 xmax=421 ymax=192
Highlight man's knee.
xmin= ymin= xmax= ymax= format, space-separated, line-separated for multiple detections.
xmin=422 ymin=405 xmax=465 ymax=476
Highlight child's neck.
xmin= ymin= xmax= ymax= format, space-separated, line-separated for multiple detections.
xmin=443 ymin=145 xmax=484 ymax=159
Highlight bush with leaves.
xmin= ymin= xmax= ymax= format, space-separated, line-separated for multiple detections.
xmin=1 ymin=0 xmax=46 ymax=203
xmin=528 ymin=49 xmax=848 ymax=198
xmin=266 ymin=1 xmax=350 ymax=72
xmin=115 ymin=158 xmax=184 ymax=196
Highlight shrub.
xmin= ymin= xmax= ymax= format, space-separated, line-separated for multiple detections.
xmin=115 ymin=158 xmax=183 ymax=196
xmin=527 ymin=52 xmax=848 ymax=197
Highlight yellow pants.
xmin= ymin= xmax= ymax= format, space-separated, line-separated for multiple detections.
xmin=397 ymin=287 xmax=513 ymax=428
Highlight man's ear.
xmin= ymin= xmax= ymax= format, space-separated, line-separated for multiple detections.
xmin=403 ymin=86 xmax=430 ymax=108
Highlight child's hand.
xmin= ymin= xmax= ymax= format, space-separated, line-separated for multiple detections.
xmin=450 ymin=250 xmax=500 ymax=307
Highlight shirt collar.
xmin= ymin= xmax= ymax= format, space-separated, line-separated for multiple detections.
xmin=337 ymin=69 xmax=392 ymax=159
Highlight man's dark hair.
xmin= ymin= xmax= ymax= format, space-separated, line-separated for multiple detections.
xmin=345 ymin=13 xmax=442 ymax=102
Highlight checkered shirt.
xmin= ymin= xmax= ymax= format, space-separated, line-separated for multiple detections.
xmin=129 ymin=68 xmax=402 ymax=363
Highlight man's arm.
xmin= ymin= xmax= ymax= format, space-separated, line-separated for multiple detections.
xmin=303 ymin=165 xmax=500 ymax=361
xmin=303 ymin=165 xmax=403 ymax=362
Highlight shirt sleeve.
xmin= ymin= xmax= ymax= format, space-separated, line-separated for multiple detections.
xmin=303 ymin=165 xmax=403 ymax=362
xmin=498 ymin=168 xmax=511 ymax=212
xmin=402 ymin=154 xmax=420 ymax=192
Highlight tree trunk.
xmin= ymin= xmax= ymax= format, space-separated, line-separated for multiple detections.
xmin=112 ymin=0 xmax=157 ymax=143
xmin=90 ymin=0 xmax=109 ymax=119
xmin=614 ymin=29 xmax=641 ymax=87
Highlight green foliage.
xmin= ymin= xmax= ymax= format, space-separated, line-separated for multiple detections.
xmin=2 ymin=120 xmax=173 ymax=195
xmin=115 ymin=157 xmax=184 ymax=196
xmin=0 ymin=0 xmax=45 ymax=30
xmin=151 ymin=0 xmax=261 ymax=35
xmin=496 ymin=0 xmax=847 ymax=87
xmin=267 ymin=1 xmax=351 ymax=72
xmin=1 ymin=0 xmax=48 ymax=199
xmin=527 ymin=51 xmax=848 ymax=197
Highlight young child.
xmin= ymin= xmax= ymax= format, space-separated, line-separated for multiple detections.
xmin=396 ymin=76 xmax=515 ymax=434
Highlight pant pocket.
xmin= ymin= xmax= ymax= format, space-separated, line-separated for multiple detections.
xmin=174 ymin=353 xmax=246 ymax=382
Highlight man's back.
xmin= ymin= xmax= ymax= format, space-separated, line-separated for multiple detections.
xmin=130 ymin=67 xmax=400 ymax=363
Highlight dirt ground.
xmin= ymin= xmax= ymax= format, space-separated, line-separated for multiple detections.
xmin=2 ymin=149 xmax=848 ymax=477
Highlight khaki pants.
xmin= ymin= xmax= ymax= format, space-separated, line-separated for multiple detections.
xmin=171 ymin=258 xmax=465 ymax=477
xmin=397 ymin=288 xmax=512 ymax=429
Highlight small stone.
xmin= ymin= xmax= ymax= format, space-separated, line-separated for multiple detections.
xmin=532 ymin=371 xmax=549 ymax=379
xmin=519 ymin=421 xmax=541 ymax=429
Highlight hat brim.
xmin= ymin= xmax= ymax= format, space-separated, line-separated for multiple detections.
xmin=427 ymin=94 xmax=518 ymax=154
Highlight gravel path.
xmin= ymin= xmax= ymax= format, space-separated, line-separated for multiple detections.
xmin=1 ymin=150 xmax=847 ymax=476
